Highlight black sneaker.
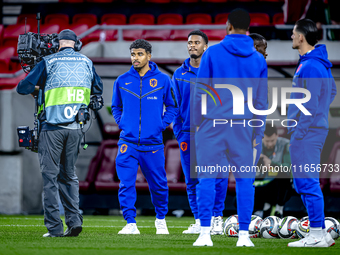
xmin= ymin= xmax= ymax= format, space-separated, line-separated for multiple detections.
xmin=64 ymin=226 xmax=82 ymax=237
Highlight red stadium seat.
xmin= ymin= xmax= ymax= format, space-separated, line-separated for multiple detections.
xmin=40 ymin=24 xmax=60 ymax=34
xmin=143 ymin=14 xmax=183 ymax=41
xmin=72 ymin=14 xmax=98 ymax=27
xmin=146 ymin=0 xmax=170 ymax=3
xmin=45 ymin=14 xmax=70 ymax=31
xmin=80 ymin=140 xmax=119 ymax=192
xmin=69 ymin=24 xmax=89 ymax=38
xmin=17 ymin=14 xmax=37 ymax=31
xmin=124 ymin=14 xmax=155 ymax=41
xmin=170 ymin=29 xmax=193 ymax=41
xmin=215 ymin=13 xmax=229 ymax=24
xmin=0 ymin=47 xmax=15 ymax=73
xmin=129 ymin=14 xmax=155 ymax=25
xmin=143 ymin=30 xmax=171 ymax=41
xmin=0 ymin=25 xmax=4 ymax=45
xmin=272 ymin=13 xmax=284 ymax=25
xmin=186 ymin=13 xmax=212 ymax=24
xmin=202 ymin=29 xmax=226 ymax=41
xmin=157 ymin=14 xmax=183 ymax=25
xmin=3 ymin=24 xmax=31 ymax=49
xmin=101 ymin=14 xmax=127 ymax=25
xmin=250 ymin=13 xmax=271 ymax=26
xmin=228 ymin=0 xmax=254 ymax=2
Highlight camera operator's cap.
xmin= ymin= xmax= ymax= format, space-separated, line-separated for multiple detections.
xmin=58 ymin=29 xmax=77 ymax=42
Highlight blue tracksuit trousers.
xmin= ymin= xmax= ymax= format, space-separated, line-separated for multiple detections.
xmin=195 ymin=119 xmax=255 ymax=230
xmin=116 ymin=144 xmax=168 ymax=223
xmin=178 ymin=132 xmax=228 ymax=219
xmin=290 ymin=129 xmax=328 ymax=228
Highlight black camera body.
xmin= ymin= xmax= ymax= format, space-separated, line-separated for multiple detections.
xmin=17 ymin=126 xmax=39 ymax=152
xmin=17 ymin=32 xmax=59 ymax=73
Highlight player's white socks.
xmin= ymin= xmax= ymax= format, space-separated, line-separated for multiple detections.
xmin=201 ymin=226 xmax=211 ymax=234
xmin=310 ymin=227 xmax=323 ymax=239
xmin=239 ymin=230 xmax=248 ymax=236
xmin=196 ymin=219 xmax=201 ymax=225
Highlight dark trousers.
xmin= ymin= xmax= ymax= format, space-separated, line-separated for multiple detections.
xmin=38 ymin=129 xmax=83 ymax=235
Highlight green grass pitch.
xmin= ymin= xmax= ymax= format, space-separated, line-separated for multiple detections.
xmin=0 ymin=215 xmax=339 ymax=255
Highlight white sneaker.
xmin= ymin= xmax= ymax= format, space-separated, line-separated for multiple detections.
xmin=288 ymin=234 xmax=328 ymax=247
xmin=324 ymin=232 xmax=335 ymax=247
xmin=183 ymin=222 xmax=201 ymax=234
xmin=42 ymin=232 xmax=63 ymax=237
xmin=118 ymin=223 xmax=140 ymax=234
xmin=211 ymin=216 xmax=224 ymax=235
xmin=155 ymin=218 xmax=169 ymax=234
xmin=193 ymin=233 xmax=213 ymax=247
xmin=236 ymin=236 xmax=255 ymax=247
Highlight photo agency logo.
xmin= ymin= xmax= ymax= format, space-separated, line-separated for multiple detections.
xmin=197 ymin=79 xmax=312 ymax=128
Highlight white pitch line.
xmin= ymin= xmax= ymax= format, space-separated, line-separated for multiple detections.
xmin=0 ymin=218 xmax=193 ymax=223
xmin=0 ymin=225 xmax=189 ymax=229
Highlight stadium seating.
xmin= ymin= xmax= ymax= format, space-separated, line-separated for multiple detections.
xmin=186 ymin=13 xmax=212 ymax=24
xmin=158 ymin=13 xmax=183 ymax=25
xmin=170 ymin=29 xmax=194 ymax=41
xmin=40 ymin=24 xmax=60 ymax=34
xmin=144 ymin=14 xmax=183 ymax=41
xmin=249 ymin=13 xmax=271 ymax=26
xmin=173 ymin=0 xmax=199 ymax=3
xmin=101 ymin=14 xmax=127 ymax=25
xmin=72 ymin=14 xmax=98 ymax=27
xmin=202 ymin=29 xmax=226 ymax=41
xmin=124 ymin=14 xmax=155 ymax=41
xmin=86 ymin=0 xmax=114 ymax=2
xmin=0 ymin=47 xmax=15 ymax=73
xmin=214 ymin=13 xmax=229 ymax=24
xmin=69 ymin=24 xmax=89 ymax=38
xmin=272 ymin=13 xmax=284 ymax=25
xmin=3 ymin=24 xmax=31 ymax=49
xmin=45 ymin=14 xmax=70 ymax=31
xmin=201 ymin=0 xmax=227 ymax=3
xmin=17 ymin=14 xmax=37 ymax=31
xmin=0 ymin=25 xmax=4 ymax=45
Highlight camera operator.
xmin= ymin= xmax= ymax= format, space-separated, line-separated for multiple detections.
xmin=16 ymin=29 xmax=103 ymax=237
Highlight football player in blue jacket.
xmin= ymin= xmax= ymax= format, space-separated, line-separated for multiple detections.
xmin=172 ymin=30 xmax=228 ymax=235
xmin=111 ymin=39 xmax=178 ymax=235
xmin=192 ymin=9 xmax=268 ymax=247
xmin=287 ymin=19 xmax=337 ymax=248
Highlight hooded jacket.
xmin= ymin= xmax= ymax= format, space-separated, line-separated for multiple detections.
xmin=287 ymin=44 xmax=337 ymax=139
xmin=111 ymin=61 xmax=178 ymax=151
xmin=172 ymin=58 xmax=197 ymax=138
xmin=192 ymin=34 xmax=268 ymax=137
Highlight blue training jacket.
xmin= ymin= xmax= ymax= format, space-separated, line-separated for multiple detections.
xmin=111 ymin=61 xmax=178 ymax=151
xmin=172 ymin=58 xmax=197 ymax=138
xmin=193 ymin=34 xmax=268 ymax=137
xmin=287 ymin=44 xmax=337 ymax=139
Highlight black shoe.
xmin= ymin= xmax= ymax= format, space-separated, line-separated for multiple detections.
xmin=64 ymin=226 xmax=82 ymax=237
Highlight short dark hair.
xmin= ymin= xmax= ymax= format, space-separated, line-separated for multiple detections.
xmin=295 ymin=19 xmax=318 ymax=46
xmin=264 ymin=124 xmax=277 ymax=137
xmin=188 ymin=30 xmax=208 ymax=45
xmin=249 ymin=33 xmax=266 ymax=45
xmin=129 ymin=39 xmax=152 ymax=54
xmin=228 ymin=8 xmax=250 ymax=30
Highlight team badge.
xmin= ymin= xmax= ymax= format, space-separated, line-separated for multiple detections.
xmin=120 ymin=144 xmax=128 ymax=153
xmin=150 ymin=79 xmax=157 ymax=88
xmin=180 ymin=142 xmax=188 ymax=151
